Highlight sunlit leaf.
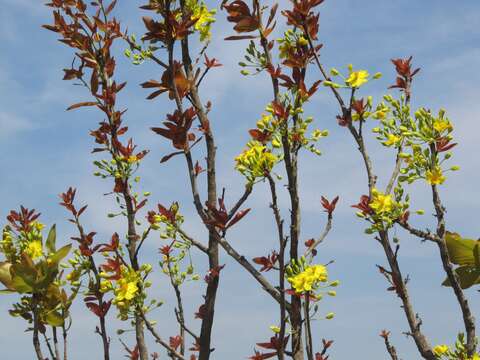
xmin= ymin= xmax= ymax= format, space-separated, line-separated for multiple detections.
xmin=445 ymin=231 xmax=480 ymax=266
xmin=49 ymin=244 xmax=72 ymax=265
xmin=11 ymin=275 xmax=33 ymax=293
xmin=46 ymin=224 xmax=56 ymax=254
xmin=442 ymin=266 xmax=480 ymax=289
xmin=0 ymin=262 xmax=14 ymax=290
xmin=45 ymin=310 xmax=64 ymax=326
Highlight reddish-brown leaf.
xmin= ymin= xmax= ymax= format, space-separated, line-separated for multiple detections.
xmin=66 ymin=101 xmax=98 ymax=111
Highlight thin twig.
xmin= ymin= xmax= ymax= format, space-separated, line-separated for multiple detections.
xmin=141 ymin=313 xmax=186 ymax=360
xmin=305 ymin=213 xmax=333 ymax=258
xmin=381 ymin=330 xmax=399 ymax=360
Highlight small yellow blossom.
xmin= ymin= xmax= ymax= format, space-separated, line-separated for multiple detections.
xmin=346 ymin=70 xmax=369 ymax=88
xmin=426 ymin=166 xmax=446 ymax=185
xmin=25 ymin=240 xmax=43 ymax=259
xmin=115 ymin=278 xmax=138 ymax=301
xmin=383 ymin=133 xmax=401 ymax=147
xmin=297 ymin=36 xmax=308 ymax=46
xmin=113 ymin=267 xmax=140 ymax=305
xmin=100 ymin=280 xmax=113 ymax=293
xmin=33 ymin=222 xmax=45 ymax=231
xmin=269 ymin=325 xmax=281 ymax=334
xmin=432 ymin=344 xmax=449 ymax=356
xmin=433 ymin=119 xmax=452 ymax=133
xmin=287 ymin=264 xmax=328 ymax=294
xmin=369 ymin=189 xmax=395 ymax=214
xmin=125 ymin=155 xmax=139 ymax=164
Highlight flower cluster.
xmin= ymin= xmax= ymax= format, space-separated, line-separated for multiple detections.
xmin=432 ymin=333 xmax=480 ymax=359
xmin=371 ymin=93 xmax=458 ymax=187
xmin=235 ymin=141 xmax=279 ymax=182
xmin=285 ymin=257 xmax=339 ymax=322
xmin=287 ymin=264 xmax=328 ymax=293
xmin=325 ymin=64 xmax=382 ymax=89
xmin=0 ymin=208 xmax=66 ymax=267
xmin=100 ymin=264 xmax=151 ymax=320
xmin=186 ymin=0 xmax=216 ymax=41
xmin=0 ymin=208 xmax=74 ymax=327
xmin=353 ymin=188 xmax=410 ymax=232
xmin=286 ymin=258 xmax=339 ymax=297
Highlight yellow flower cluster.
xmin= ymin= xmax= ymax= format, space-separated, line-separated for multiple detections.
xmin=433 ymin=119 xmax=452 ymax=133
xmin=120 ymin=155 xmax=140 ymax=164
xmin=26 ymin=241 xmax=43 ymax=260
xmin=101 ymin=266 xmax=141 ymax=319
xmin=235 ymin=142 xmax=278 ymax=181
xmin=287 ymin=264 xmax=328 ymax=294
xmin=369 ymin=189 xmax=396 ymax=215
xmin=433 ymin=345 xmax=449 ymax=357
xmin=1 ymin=227 xmax=15 ymax=259
xmin=187 ymin=0 xmax=216 ymax=41
xmin=383 ymin=133 xmax=402 ymax=147
xmin=426 ymin=166 xmax=446 ymax=185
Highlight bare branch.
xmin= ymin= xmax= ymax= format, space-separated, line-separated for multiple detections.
xmin=141 ymin=313 xmax=186 ymax=360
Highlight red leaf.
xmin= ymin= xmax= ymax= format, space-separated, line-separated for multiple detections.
xmin=105 ymin=0 xmax=117 ymax=15
xmin=86 ymin=302 xmax=102 ymax=317
xmin=225 ymin=35 xmax=258 ymax=40
xmin=66 ymin=101 xmax=98 ymax=111
xmin=226 ymin=208 xmax=251 ymax=229
xmin=160 ymin=151 xmax=183 ymax=163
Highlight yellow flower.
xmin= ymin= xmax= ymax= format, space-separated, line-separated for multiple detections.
xmin=33 ymin=222 xmax=45 ymax=231
xmin=235 ymin=142 xmax=278 ymax=180
xmin=426 ymin=166 xmax=446 ymax=185
xmin=432 ymin=344 xmax=449 ymax=356
xmin=288 ymin=264 xmax=328 ymax=294
xmin=433 ymin=119 xmax=452 ymax=133
xmin=114 ymin=267 xmax=140 ymax=303
xmin=369 ymin=189 xmax=395 ymax=214
xmin=115 ymin=278 xmax=138 ymax=301
xmin=269 ymin=325 xmax=281 ymax=334
xmin=188 ymin=0 xmax=216 ymax=41
xmin=100 ymin=280 xmax=113 ymax=293
xmin=297 ymin=36 xmax=308 ymax=46
xmin=346 ymin=70 xmax=369 ymax=88
xmin=25 ymin=240 xmax=43 ymax=259
xmin=383 ymin=133 xmax=401 ymax=147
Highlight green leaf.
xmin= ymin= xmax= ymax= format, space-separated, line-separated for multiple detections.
xmin=0 ymin=289 xmax=15 ymax=294
xmin=445 ymin=232 xmax=480 ymax=266
xmin=442 ymin=266 xmax=480 ymax=289
xmin=49 ymin=244 xmax=72 ymax=265
xmin=46 ymin=225 xmax=56 ymax=254
xmin=45 ymin=310 xmax=64 ymax=327
xmin=12 ymin=257 xmax=38 ymax=288
xmin=11 ymin=275 xmax=33 ymax=293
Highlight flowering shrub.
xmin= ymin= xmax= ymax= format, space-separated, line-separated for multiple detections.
xmin=0 ymin=1 xmax=478 ymax=360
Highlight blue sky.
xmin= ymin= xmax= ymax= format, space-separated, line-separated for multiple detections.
xmin=1 ymin=0 xmax=480 ymax=359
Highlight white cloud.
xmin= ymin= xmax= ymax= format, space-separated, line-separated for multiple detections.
xmin=0 ymin=111 xmax=33 ymax=139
